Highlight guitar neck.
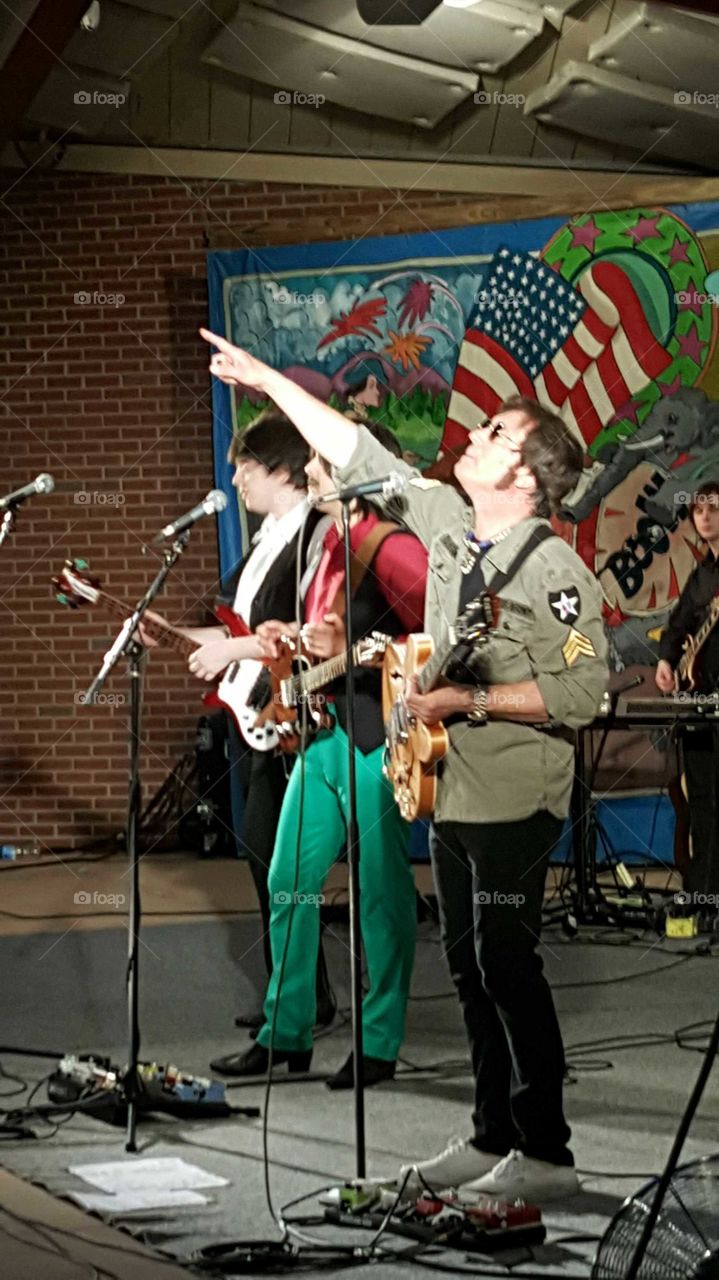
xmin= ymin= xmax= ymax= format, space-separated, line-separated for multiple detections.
xmin=96 ymin=590 xmax=199 ymax=658
xmin=417 ymin=643 xmax=451 ymax=694
xmin=416 ymin=593 xmax=496 ymax=693
xmin=289 ymin=644 xmax=359 ymax=699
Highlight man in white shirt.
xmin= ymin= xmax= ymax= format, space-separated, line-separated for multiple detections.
xmin=150 ymin=411 xmax=334 ymax=1034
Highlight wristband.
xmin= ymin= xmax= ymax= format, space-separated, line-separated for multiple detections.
xmin=467 ymin=685 xmax=489 ymax=724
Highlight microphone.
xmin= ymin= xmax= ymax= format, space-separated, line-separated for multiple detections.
xmin=0 ymin=473 xmax=55 ymax=509
xmin=615 ymin=674 xmax=644 ymax=695
xmin=154 ymin=489 xmax=228 ymax=543
xmin=308 ymin=472 xmax=407 ymax=507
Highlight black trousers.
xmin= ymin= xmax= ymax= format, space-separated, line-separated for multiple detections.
xmin=227 ymin=717 xmax=331 ymax=1003
xmin=430 ymin=812 xmax=572 ymax=1167
xmin=683 ymin=726 xmax=719 ymax=899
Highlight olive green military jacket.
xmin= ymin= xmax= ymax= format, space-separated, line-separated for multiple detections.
xmin=334 ymin=427 xmax=608 ymax=824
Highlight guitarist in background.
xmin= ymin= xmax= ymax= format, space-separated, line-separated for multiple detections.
xmin=656 ymin=480 xmax=719 ymax=905
xmin=201 ymin=327 xmax=607 ymax=1200
xmin=146 ymin=410 xmax=334 ymax=1029
xmin=210 ymin=423 xmax=427 ymax=1088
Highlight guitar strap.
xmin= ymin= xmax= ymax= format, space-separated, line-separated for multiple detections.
xmin=468 ymin=522 xmax=557 ymax=596
xmin=485 ymin=523 xmax=558 ymax=596
xmin=327 ymin=521 xmax=401 ymax=620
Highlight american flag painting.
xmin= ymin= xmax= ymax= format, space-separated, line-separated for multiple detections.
xmin=444 ymin=247 xmax=672 ymax=448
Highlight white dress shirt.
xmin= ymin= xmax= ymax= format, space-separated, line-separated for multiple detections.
xmin=232 ymin=496 xmax=308 ymax=627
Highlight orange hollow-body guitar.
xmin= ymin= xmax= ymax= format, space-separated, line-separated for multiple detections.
xmin=382 ymin=595 xmax=499 ymax=822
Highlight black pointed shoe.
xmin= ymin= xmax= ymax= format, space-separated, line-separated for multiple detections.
xmin=210 ymin=1042 xmax=312 ymax=1077
xmin=326 ymin=1053 xmax=396 ymax=1091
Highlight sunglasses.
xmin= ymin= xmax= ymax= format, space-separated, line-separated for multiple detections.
xmin=478 ymin=419 xmax=524 ymax=454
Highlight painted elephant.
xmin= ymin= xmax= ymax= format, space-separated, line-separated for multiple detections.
xmin=562 ymin=388 xmax=719 ymax=525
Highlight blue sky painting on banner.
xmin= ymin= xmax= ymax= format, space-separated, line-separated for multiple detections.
xmin=207 ymin=201 xmax=719 ymax=678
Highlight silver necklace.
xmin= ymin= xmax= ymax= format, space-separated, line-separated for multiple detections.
xmin=460 ymin=524 xmax=513 ymax=574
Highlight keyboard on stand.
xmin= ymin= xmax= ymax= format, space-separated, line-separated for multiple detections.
xmin=595 ymin=692 xmax=719 ymax=728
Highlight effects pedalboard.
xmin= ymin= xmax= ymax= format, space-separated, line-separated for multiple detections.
xmin=47 ymin=1053 xmax=246 ymax=1124
xmin=323 ymin=1182 xmax=545 ymax=1254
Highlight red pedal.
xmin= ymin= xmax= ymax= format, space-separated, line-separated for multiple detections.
xmin=464 ymin=1200 xmax=542 ymax=1229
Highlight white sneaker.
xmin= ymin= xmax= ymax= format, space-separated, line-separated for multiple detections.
xmin=459 ymin=1149 xmax=580 ymax=1203
xmin=399 ymin=1137 xmax=501 ymax=1194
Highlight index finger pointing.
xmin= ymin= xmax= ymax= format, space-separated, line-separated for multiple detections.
xmin=199 ymin=328 xmax=234 ymax=354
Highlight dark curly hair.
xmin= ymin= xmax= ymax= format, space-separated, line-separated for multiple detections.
xmin=500 ymin=394 xmax=584 ymax=518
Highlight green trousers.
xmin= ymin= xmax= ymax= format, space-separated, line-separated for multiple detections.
xmin=256 ymin=724 xmax=416 ymax=1060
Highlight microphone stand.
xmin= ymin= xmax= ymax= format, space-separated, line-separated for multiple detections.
xmin=341 ymin=500 xmax=366 ymax=1179
xmin=572 ymin=675 xmax=645 ymax=923
xmin=83 ymin=532 xmax=190 ymax=1153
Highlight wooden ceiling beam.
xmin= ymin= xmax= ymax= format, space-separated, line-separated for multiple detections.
xmin=0 ymin=0 xmax=92 ymax=151
xmin=206 ymin=181 xmax=719 ymax=248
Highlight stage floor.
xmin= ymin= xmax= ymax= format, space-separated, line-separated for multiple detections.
xmin=1 ymin=849 xmax=718 ymax=1278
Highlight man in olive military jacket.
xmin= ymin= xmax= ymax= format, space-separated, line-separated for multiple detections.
xmin=200 ymin=327 xmax=608 ymax=1205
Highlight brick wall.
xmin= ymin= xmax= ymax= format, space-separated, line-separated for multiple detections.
xmin=0 ymin=170 xmax=456 ymax=849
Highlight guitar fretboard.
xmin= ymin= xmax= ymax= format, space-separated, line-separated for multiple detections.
xmin=97 ymin=590 xmax=199 ymax=658
xmin=418 ymin=646 xmax=449 ymax=695
xmin=287 ymin=639 xmax=372 ymax=700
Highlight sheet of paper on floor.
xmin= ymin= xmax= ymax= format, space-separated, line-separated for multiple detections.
xmin=69 ymin=1156 xmax=229 ymax=1193
xmin=68 ymin=1187 xmax=210 ymax=1214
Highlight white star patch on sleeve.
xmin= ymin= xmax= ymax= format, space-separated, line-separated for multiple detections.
xmin=548 ymin=587 xmax=580 ymax=625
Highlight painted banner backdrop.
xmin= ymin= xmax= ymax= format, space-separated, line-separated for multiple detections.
xmin=207 ymin=201 xmax=719 ymax=678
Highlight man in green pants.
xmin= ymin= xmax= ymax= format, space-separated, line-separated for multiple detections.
xmin=213 ymin=431 xmax=428 ymax=1089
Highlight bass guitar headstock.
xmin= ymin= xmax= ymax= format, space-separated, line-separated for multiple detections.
xmin=52 ymin=558 xmax=101 ymax=609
